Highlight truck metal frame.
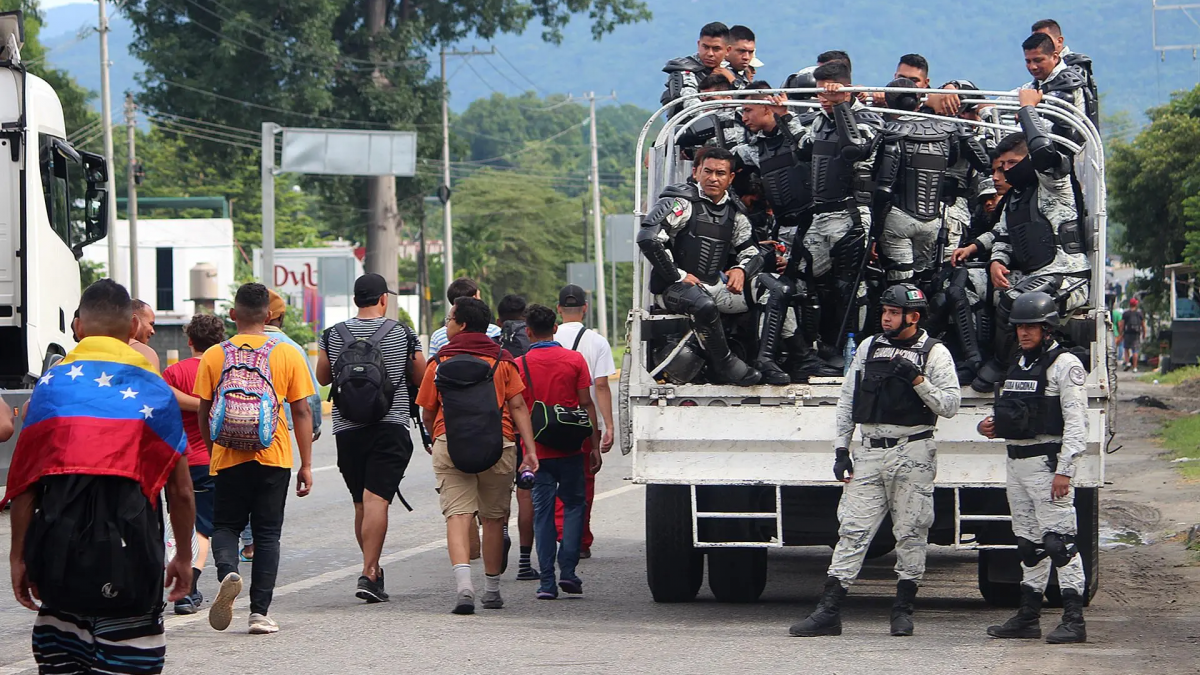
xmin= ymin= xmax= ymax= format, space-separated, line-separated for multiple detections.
xmin=619 ymin=86 xmax=1113 ymax=605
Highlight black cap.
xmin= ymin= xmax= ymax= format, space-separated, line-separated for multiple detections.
xmin=354 ymin=273 xmax=397 ymax=305
xmin=558 ymin=284 xmax=587 ymax=308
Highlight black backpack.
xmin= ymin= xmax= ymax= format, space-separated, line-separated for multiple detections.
xmin=520 ymin=353 xmax=593 ymax=453
xmin=24 ymin=475 xmax=164 ymax=617
xmin=331 ymin=319 xmax=397 ymax=424
xmin=435 ymin=353 xmax=505 ymax=473
xmin=499 ymin=320 xmax=531 ymax=358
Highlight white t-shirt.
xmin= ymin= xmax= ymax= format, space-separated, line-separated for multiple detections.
xmin=554 ymin=322 xmax=616 ymax=430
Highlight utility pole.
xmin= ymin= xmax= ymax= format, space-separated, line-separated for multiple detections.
xmin=125 ymin=93 xmax=139 ymax=298
xmin=585 ymin=91 xmax=617 ymax=341
xmin=261 ymin=122 xmax=276 ymax=287
xmin=439 ymin=45 xmax=494 ymax=294
xmin=366 ymin=0 xmax=399 ymax=317
xmin=98 ymin=0 xmax=118 ymax=283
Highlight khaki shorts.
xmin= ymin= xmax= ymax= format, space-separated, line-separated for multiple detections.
xmin=431 ymin=435 xmax=516 ymax=520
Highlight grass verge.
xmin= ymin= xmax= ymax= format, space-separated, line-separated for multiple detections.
xmin=1140 ymin=365 xmax=1200 ymax=385
xmin=1159 ymin=414 xmax=1200 ymax=480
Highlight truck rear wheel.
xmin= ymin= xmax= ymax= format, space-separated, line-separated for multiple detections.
xmin=707 ymin=548 xmax=768 ymax=603
xmin=646 ymin=484 xmax=703 ymax=603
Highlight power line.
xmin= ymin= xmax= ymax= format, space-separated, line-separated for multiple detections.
xmin=143 ymin=109 xmax=262 ymax=139
xmin=494 ymin=48 xmax=545 ymax=94
xmin=154 ymin=121 xmax=261 ymax=151
xmin=154 ymin=117 xmax=264 ymax=146
xmin=157 ymin=79 xmax=393 ymax=128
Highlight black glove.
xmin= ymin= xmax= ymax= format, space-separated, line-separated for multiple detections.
xmin=833 ymin=448 xmax=854 ymax=482
xmin=890 ymin=358 xmax=922 ymax=384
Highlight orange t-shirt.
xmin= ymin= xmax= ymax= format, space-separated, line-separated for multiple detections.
xmin=416 ymin=355 xmax=524 ymax=441
xmin=194 ymin=334 xmax=315 ymax=474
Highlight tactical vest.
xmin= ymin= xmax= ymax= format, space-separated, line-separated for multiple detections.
xmin=851 ymin=335 xmax=939 ymax=427
xmin=757 ymin=132 xmax=811 ymax=219
xmin=672 ymin=196 xmax=736 ymax=285
xmin=994 ymin=347 xmax=1066 ymax=440
xmin=892 ymin=120 xmax=952 ymax=221
xmin=810 ymin=118 xmax=856 ymax=204
xmin=1004 ymin=184 xmax=1085 ymax=272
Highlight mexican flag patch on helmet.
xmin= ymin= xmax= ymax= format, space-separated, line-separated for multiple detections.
xmin=907 ymin=289 xmax=924 ymax=300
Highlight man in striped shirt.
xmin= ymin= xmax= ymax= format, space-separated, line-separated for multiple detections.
xmin=428 ymin=277 xmax=501 ymax=358
xmin=318 ymin=274 xmax=425 ymax=604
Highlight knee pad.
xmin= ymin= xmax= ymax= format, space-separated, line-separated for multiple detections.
xmin=1016 ymin=537 xmax=1046 ymax=567
xmin=831 ymin=229 xmax=867 ymax=282
xmin=691 ymin=294 xmax=719 ymax=325
xmin=1043 ymin=532 xmax=1078 ymax=568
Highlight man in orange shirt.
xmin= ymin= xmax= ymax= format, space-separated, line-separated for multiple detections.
xmin=417 ymin=297 xmax=538 ymax=615
xmin=194 ymin=283 xmax=315 ymax=635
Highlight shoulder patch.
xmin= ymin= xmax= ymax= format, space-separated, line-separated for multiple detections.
xmin=1068 ymin=365 xmax=1086 ymax=386
xmin=671 ymin=199 xmax=686 ymax=217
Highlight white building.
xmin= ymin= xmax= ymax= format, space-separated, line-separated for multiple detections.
xmin=82 ymin=218 xmax=236 ymax=317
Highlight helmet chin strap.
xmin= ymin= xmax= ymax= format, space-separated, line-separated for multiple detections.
xmin=883 ymin=311 xmax=917 ymax=339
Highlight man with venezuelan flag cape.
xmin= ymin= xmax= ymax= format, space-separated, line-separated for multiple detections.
xmin=6 ymin=279 xmax=196 ymax=675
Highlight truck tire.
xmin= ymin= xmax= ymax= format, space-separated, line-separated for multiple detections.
xmin=979 ymin=488 xmax=1100 ymax=608
xmin=707 ymin=548 xmax=768 ymax=603
xmin=646 ymin=484 xmax=703 ymax=603
xmin=977 ymin=550 xmax=1022 ymax=607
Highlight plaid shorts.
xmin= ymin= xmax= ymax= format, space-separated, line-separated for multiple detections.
xmin=32 ymin=606 xmax=166 ymax=674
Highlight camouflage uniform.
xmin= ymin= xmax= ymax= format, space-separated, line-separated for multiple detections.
xmin=1003 ymin=345 xmax=1089 ymax=594
xmin=828 ymin=332 xmax=961 ymax=586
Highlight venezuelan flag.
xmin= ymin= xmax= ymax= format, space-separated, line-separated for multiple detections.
xmin=1 ymin=336 xmax=186 ymax=508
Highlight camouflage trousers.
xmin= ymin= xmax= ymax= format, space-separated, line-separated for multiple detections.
xmin=827 ymin=437 xmax=937 ymax=586
xmin=1007 ymin=455 xmax=1086 ymax=594
xmin=881 ymin=209 xmax=940 ymax=282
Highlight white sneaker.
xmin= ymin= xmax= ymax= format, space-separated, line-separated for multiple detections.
xmin=208 ymin=573 xmax=242 ymax=631
xmin=248 ymin=613 xmax=279 ymax=634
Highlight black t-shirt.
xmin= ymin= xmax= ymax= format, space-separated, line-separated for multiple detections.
xmin=1123 ymin=309 xmax=1144 ymax=336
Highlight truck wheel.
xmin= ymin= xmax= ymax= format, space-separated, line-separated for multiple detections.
xmin=707 ymin=548 xmax=768 ymax=603
xmin=1044 ymin=487 xmax=1100 ymax=608
xmin=977 ymin=550 xmax=1022 ymax=607
xmin=646 ymin=484 xmax=703 ymax=603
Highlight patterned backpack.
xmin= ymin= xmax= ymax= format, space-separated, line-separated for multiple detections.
xmin=209 ymin=338 xmax=281 ymax=451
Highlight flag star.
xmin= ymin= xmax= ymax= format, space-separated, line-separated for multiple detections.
xmin=38 ymin=372 xmax=53 ymax=385
xmin=94 ymin=372 xmax=113 ymax=387
xmin=120 ymin=387 xmax=138 ymax=400
xmin=139 ymin=405 xmax=154 ymax=419
xmin=67 ymin=365 xmax=85 ymax=380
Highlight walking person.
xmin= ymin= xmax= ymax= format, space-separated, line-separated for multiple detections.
xmin=1120 ymin=298 xmax=1145 ymax=372
xmin=317 ymin=274 xmax=425 ymax=603
xmin=5 ymin=279 xmax=194 ymax=675
xmin=516 ymin=304 xmax=600 ymax=599
xmin=790 ymin=285 xmax=961 ymax=638
xmin=162 ymin=313 xmax=229 ymax=615
xmin=427 ymin=277 xmax=502 ymax=359
xmin=553 ymin=284 xmax=616 ymax=558
xmin=416 ymin=297 xmax=539 ymax=614
xmin=266 ymin=290 xmax=324 ymax=441
xmin=979 ymin=292 xmax=1090 ymax=644
xmin=194 ymin=283 xmax=316 ymax=635
xmin=497 ymin=294 xmax=539 ymax=580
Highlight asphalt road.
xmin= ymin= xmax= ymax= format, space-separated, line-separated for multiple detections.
xmin=2 ymin=379 xmax=1199 ymax=674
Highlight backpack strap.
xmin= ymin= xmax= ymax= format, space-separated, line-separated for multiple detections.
xmin=333 ymin=322 xmax=357 ymax=363
xmin=520 ymin=354 xmax=534 ymax=392
xmin=365 ymin=319 xmax=398 ymax=347
xmin=571 ymin=327 xmax=588 ymax=352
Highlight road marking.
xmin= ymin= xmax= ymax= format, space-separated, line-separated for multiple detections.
xmin=0 ymin=482 xmax=644 ymax=675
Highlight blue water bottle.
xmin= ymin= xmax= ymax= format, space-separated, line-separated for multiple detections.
xmin=843 ymin=333 xmax=856 ymax=375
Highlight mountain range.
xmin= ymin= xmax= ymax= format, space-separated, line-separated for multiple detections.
xmin=37 ymin=0 xmax=1200 ymax=137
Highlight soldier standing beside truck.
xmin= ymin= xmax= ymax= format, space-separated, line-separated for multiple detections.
xmin=790 ymin=284 xmax=960 ymax=638
xmin=978 ymin=291 xmax=1089 ymax=645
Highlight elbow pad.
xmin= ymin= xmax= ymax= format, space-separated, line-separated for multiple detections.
xmin=636 ymin=221 xmax=681 ymax=283
xmin=874 ymin=141 xmax=900 ymax=197
xmin=959 ymin=133 xmax=991 ymax=173
xmin=1017 ymin=106 xmax=1065 ymax=173
xmin=832 ymin=102 xmax=866 ymax=148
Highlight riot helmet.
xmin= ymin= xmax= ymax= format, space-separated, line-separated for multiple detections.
xmin=1008 ymin=291 xmax=1059 ymax=328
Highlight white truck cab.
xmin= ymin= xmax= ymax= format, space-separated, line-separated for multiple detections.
xmin=0 ymin=11 xmax=109 ymax=388
xmin=621 ymin=86 xmax=1114 ymax=607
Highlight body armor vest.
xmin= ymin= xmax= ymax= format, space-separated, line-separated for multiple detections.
xmin=891 ymin=120 xmax=953 ymax=221
xmin=757 ymin=132 xmax=811 ymax=219
xmin=810 ymin=119 xmax=856 ymax=204
xmin=672 ymin=196 xmax=736 ymax=285
xmin=994 ymin=347 xmax=1066 ymax=440
xmin=1004 ymin=186 xmax=1057 ymax=272
xmin=851 ymin=335 xmax=939 ymax=427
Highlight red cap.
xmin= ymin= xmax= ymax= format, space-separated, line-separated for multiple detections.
xmin=1130 ymin=297 xmax=1139 ymax=307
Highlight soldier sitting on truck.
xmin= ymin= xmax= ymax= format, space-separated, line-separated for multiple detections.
xmin=789 ymin=284 xmax=961 ymax=639
xmin=977 ymin=291 xmax=1089 ymax=644
xmin=971 ymin=88 xmax=1091 ymax=393
xmin=637 ymin=146 xmax=787 ymax=386
xmin=660 ymin=22 xmax=736 ymax=119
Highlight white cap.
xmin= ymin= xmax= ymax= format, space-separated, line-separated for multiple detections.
xmin=749 ymin=56 xmax=764 ymax=69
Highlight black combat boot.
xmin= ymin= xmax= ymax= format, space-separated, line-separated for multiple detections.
xmin=986 ymin=584 xmax=1043 ymax=639
xmin=694 ymin=314 xmax=760 ymax=386
xmin=890 ymin=579 xmax=918 ymax=636
xmin=1045 ymin=588 xmax=1087 ymax=644
xmin=752 ymin=280 xmax=792 ymax=385
xmin=783 ymin=335 xmax=840 ymax=383
xmin=789 ymin=577 xmax=848 ymax=637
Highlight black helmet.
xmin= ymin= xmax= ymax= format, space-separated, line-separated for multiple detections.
xmin=656 ymin=336 xmax=705 ymax=385
xmin=944 ymin=78 xmax=983 ymax=114
xmin=785 ymin=66 xmax=817 ymax=100
xmin=881 ymin=283 xmax=929 ymax=312
xmin=885 ymin=77 xmax=920 ymax=112
xmin=1008 ymin=291 xmax=1059 ymax=328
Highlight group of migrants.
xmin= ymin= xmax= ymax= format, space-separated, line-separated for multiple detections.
xmin=644 ymin=19 xmax=1097 ymax=643
xmin=4 ymin=274 xmax=616 ymax=673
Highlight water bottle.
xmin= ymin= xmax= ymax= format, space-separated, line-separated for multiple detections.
xmin=843 ymin=333 xmax=856 ymax=376
xmin=516 ymin=469 xmax=536 ymax=490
